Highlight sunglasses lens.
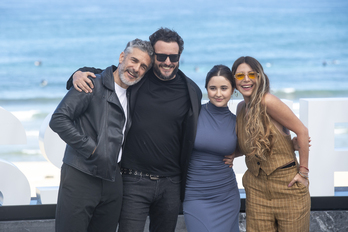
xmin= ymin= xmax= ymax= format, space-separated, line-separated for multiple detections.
xmin=169 ymin=55 xmax=179 ymax=62
xmin=155 ymin=53 xmax=179 ymax=62
xmin=248 ymin=72 xmax=256 ymax=79
xmin=235 ymin=73 xmax=245 ymax=80
xmin=156 ymin=54 xmax=167 ymax=62
xmin=235 ymin=72 xmax=257 ymax=80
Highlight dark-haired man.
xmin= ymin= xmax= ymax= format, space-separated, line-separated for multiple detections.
xmin=50 ymin=39 xmax=153 ymax=232
xmin=68 ymin=28 xmax=202 ymax=232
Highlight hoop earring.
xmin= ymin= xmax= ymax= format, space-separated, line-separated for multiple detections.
xmin=234 ymin=91 xmax=238 ymax=97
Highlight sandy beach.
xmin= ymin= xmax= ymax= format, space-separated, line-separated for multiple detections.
xmin=13 ymin=161 xmax=61 ymax=198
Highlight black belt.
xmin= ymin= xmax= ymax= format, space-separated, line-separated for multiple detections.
xmin=120 ymin=167 xmax=165 ymax=180
xmin=280 ymin=161 xmax=296 ymax=169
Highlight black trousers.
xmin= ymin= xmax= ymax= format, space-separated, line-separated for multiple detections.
xmin=55 ymin=163 xmax=123 ymax=232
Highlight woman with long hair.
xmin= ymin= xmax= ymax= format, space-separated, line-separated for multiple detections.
xmin=232 ymin=56 xmax=310 ymax=232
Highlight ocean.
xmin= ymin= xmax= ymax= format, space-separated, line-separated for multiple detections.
xmin=0 ymin=0 xmax=348 ymax=162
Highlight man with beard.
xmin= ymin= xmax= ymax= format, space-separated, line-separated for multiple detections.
xmin=68 ymin=28 xmax=202 ymax=232
xmin=50 ymin=39 xmax=153 ymax=232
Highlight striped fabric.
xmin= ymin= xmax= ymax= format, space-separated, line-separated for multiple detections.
xmin=237 ymin=104 xmax=311 ymax=232
xmin=236 ymin=104 xmax=297 ymax=176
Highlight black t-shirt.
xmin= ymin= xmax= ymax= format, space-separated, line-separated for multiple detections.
xmin=121 ymin=71 xmax=190 ymax=176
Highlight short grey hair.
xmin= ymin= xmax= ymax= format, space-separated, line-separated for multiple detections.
xmin=124 ymin=38 xmax=154 ymax=68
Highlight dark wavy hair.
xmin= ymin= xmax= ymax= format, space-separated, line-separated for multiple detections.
xmin=205 ymin=65 xmax=236 ymax=89
xmin=149 ymin=27 xmax=184 ymax=55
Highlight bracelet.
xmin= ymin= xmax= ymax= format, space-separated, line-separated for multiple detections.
xmin=298 ymin=171 xmax=309 ymax=179
xmin=300 ymin=165 xmax=309 ymax=172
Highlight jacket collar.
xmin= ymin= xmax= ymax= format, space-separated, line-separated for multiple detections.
xmin=101 ymin=65 xmax=118 ymax=91
xmin=100 ymin=65 xmax=124 ymax=108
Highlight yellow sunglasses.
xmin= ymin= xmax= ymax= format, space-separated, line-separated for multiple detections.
xmin=234 ymin=71 xmax=258 ymax=80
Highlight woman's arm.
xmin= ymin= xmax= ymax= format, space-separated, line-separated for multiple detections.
xmin=223 ymin=101 xmax=245 ymax=167
xmin=264 ymin=93 xmax=309 ymax=187
xmin=224 ymin=146 xmax=243 ymax=168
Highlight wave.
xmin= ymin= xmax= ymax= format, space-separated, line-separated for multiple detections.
xmin=11 ymin=110 xmax=49 ymax=121
xmin=21 ymin=149 xmax=41 ymax=155
xmin=335 ymin=128 xmax=348 ymax=135
xmin=271 ymin=89 xmax=348 ymax=100
xmin=0 ymin=149 xmax=45 ymax=162
xmin=26 ymin=130 xmax=40 ymax=137
xmin=202 ymin=89 xmax=348 ymax=102
xmin=0 ymin=97 xmax=63 ymax=104
xmin=279 ymin=88 xmax=296 ymax=94
xmin=335 ymin=123 xmax=348 ymax=135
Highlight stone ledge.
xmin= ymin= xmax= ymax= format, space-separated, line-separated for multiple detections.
xmin=1 ymin=212 xmax=348 ymax=232
xmin=0 ymin=219 xmax=55 ymax=232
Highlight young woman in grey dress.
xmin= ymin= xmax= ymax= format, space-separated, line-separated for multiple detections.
xmin=183 ymin=65 xmax=240 ymax=232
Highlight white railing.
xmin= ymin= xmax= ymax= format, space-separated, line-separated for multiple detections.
xmin=0 ymin=98 xmax=348 ymax=205
xmin=300 ymin=98 xmax=348 ymax=196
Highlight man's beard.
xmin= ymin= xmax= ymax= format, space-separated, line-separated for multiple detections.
xmin=153 ymin=63 xmax=179 ymax=81
xmin=119 ymin=66 xmax=141 ymax=86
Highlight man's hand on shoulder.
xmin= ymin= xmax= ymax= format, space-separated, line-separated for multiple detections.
xmin=73 ymin=71 xmax=96 ymax=93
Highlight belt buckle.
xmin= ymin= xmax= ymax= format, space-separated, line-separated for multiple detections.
xmin=150 ymin=175 xmax=159 ymax=180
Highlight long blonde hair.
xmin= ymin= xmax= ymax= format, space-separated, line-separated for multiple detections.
xmin=231 ymin=56 xmax=274 ymax=160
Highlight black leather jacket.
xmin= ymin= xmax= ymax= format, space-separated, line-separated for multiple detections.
xmin=51 ymin=66 xmax=129 ymax=181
